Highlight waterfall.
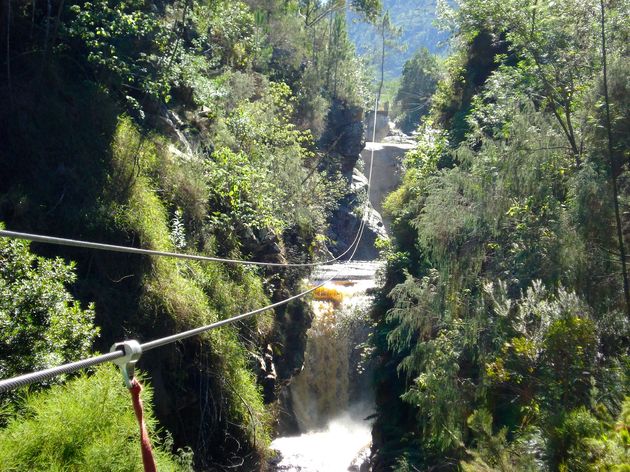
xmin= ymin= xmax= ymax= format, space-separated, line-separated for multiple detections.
xmin=270 ymin=135 xmax=413 ymax=471
xmin=289 ymin=298 xmax=351 ymax=431
xmin=271 ymin=262 xmax=379 ymax=472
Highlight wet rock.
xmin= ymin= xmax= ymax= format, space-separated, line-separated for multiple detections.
xmin=267 ymin=449 xmax=283 ymax=468
xmin=147 ymin=106 xmax=194 ymax=155
xmin=349 ymin=443 xmax=372 ymax=472
xmin=238 ymin=224 xmax=287 ymax=264
xmin=360 ymin=141 xmax=415 ymax=231
xmin=255 ymin=344 xmax=278 ymax=403
xmin=365 ymin=110 xmax=390 ymax=142
xmin=328 ymin=168 xmax=388 ymax=261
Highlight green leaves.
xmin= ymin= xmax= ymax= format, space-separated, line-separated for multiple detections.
xmin=373 ymin=2 xmax=629 ymax=468
xmin=205 ymin=147 xmax=281 ymax=232
xmin=394 ymin=48 xmax=441 ymax=133
xmin=350 ymin=0 xmax=382 ymax=22
xmin=190 ymin=0 xmax=261 ymax=70
xmin=0 ymin=231 xmax=98 ymax=389
xmin=63 ymin=0 xmax=169 ymax=102
xmin=0 ymin=366 xmax=193 ymax=471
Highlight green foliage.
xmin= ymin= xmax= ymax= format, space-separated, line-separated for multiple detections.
xmin=584 ymin=397 xmax=630 ymax=471
xmin=193 ymin=0 xmax=261 ymax=69
xmin=350 ymin=0 xmax=382 ymax=22
xmin=462 ymin=409 xmax=542 ymax=471
xmin=1 ymin=0 xmax=372 ymax=468
xmin=394 ymin=48 xmax=441 ymax=133
xmin=280 ymin=2 xmax=373 ymax=112
xmin=371 ymin=1 xmax=630 ymax=469
xmin=209 ymin=79 xmax=346 ymax=237
xmin=104 ymin=118 xmax=273 ymax=452
xmin=400 ymin=326 xmax=467 ymax=452
xmin=551 ymin=407 xmax=603 ymax=471
xmin=0 ymin=227 xmax=98 ymax=389
xmin=63 ymin=0 xmax=169 ymax=104
xmin=205 ymin=147 xmax=281 ymax=232
xmin=482 ymin=281 xmax=599 ymax=417
xmin=0 ymin=366 xmax=192 ymax=471
xmin=543 ymin=315 xmax=598 ymax=408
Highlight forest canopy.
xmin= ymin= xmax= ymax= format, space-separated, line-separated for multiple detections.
xmin=371 ymin=0 xmax=630 ymax=470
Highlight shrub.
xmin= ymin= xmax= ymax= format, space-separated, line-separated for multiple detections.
xmin=105 ymin=118 xmax=273 ymax=453
xmin=0 ymin=226 xmax=98 ymax=391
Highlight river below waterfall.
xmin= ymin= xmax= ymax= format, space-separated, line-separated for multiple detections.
xmin=271 ymin=261 xmax=381 ymax=472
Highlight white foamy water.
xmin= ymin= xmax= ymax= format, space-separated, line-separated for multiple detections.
xmin=271 ymin=412 xmax=372 ymax=471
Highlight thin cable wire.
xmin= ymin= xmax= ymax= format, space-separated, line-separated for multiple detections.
xmin=0 ymin=183 xmax=371 ymax=270
xmin=0 ymin=226 xmax=362 ymax=268
xmin=0 ymin=211 xmax=367 ymax=393
xmin=0 ymin=168 xmax=369 ymax=268
xmin=0 ymin=91 xmax=381 ymax=394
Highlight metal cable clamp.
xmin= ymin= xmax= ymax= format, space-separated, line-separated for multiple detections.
xmin=110 ymin=340 xmax=142 ymax=388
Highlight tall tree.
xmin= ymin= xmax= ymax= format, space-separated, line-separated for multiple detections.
xmin=599 ymin=0 xmax=630 ymax=316
xmin=394 ymin=47 xmax=440 ymax=133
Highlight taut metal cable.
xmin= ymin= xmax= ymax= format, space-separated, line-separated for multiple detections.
xmin=0 ymin=351 xmax=124 ymax=393
xmin=0 ymin=229 xmax=354 ymax=268
xmin=0 ymin=180 xmax=373 ymax=270
xmin=0 ymin=229 xmax=361 ymax=393
xmin=0 ymin=184 xmax=368 ymax=268
xmin=0 ymin=203 xmax=370 ymax=393
xmin=0 ymin=90 xmax=382 ymax=394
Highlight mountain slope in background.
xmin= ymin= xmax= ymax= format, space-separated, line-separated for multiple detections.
xmin=347 ymin=0 xmax=448 ymax=79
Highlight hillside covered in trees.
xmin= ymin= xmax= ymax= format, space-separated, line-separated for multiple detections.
xmin=347 ymin=0 xmax=448 ymax=80
xmin=372 ymin=0 xmax=630 ymax=470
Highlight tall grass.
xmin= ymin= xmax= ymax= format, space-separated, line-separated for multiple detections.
xmin=0 ymin=366 xmax=192 ymax=471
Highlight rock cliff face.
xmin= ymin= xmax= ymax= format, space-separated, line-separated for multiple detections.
xmin=317 ymin=99 xmax=390 ymax=261
xmin=319 ymin=99 xmax=366 ymax=176
xmin=328 ymin=169 xmax=387 ymax=261
xmin=360 ymin=140 xmax=416 ymax=231
xmin=365 ymin=110 xmax=391 ymax=142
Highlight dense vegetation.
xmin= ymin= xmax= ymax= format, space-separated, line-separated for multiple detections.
xmin=0 ymin=230 xmax=98 ymax=390
xmin=0 ymin=366 xmax=194 ymax=471
xmin=0 ymin=0 xmax=381 ymax=469
xmin=393 ymin=47 xmax=440 ymax=133
xmin=372 ymin=0 xmax=629 ymax=470
xmin=2 ymin=0 xmax=628 ymax=470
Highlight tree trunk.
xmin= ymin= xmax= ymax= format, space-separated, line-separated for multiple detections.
xmin=600 ymin=0 xmax=630 ymax=317
xmin=4 ymin=0 xmax=11 ymax=99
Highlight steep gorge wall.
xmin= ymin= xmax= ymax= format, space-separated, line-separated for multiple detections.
xmin=360 ymin=141 xmax=415 ymax=231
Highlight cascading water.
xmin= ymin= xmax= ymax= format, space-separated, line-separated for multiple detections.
xmin=271 ymin=262 xmax=380 ymax=472
xmin=271 ymin=133 xmax=412 ymax=471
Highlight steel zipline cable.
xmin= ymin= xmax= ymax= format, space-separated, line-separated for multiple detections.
xmin=0 ymin=215 xmax=362 ymax=268
xmin=0 ymin=167 xmax=370 ymax=267
xmin=0 ymin=92 xmax=382 ymax=394
xmin=0 ymin=230 xmax=364 ymax=393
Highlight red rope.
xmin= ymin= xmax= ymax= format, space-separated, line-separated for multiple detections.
xmin=129 ymin=378 xmax=158 ymax=472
